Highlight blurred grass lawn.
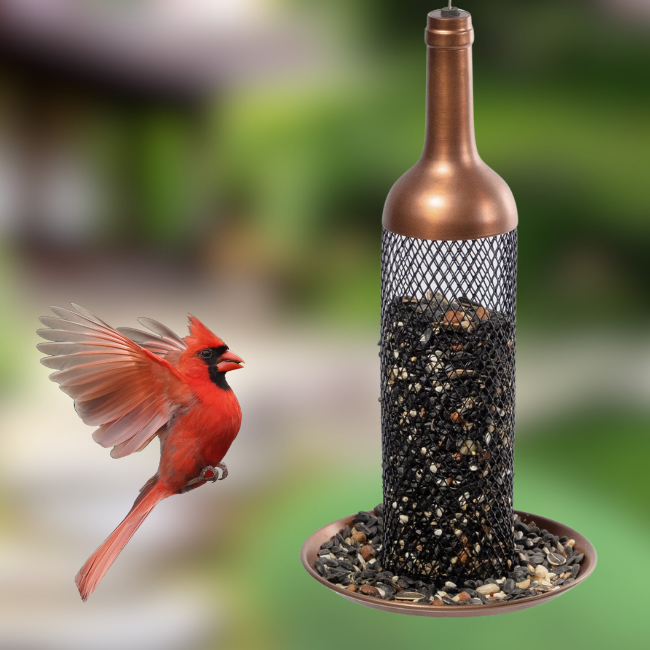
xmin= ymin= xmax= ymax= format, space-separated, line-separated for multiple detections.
xmin=207 ymin=413 xmax=649 ymax=650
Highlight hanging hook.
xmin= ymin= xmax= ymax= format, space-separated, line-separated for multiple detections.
xmin=441 ymin=2 xmax=460 ymax=17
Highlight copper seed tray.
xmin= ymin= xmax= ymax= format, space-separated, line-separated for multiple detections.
xmin=301 ymin=509 xmax=596 ymax=617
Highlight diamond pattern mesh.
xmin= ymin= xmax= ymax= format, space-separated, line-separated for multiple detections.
xmin=380 ymin=228 xmax=517 ymax=584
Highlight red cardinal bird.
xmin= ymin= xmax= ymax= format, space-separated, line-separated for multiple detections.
xmin=37 ymin=304 xmax=244 ymax=601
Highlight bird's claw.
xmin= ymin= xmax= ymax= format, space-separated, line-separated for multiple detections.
xmin=216 ymin=462 xmax=228 ymax=480
xmin=183 ymin=462 xmax=228 ymax=491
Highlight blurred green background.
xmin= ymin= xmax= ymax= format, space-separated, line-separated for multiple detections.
xmin=0 ymin=1 xmax=648 ymax=648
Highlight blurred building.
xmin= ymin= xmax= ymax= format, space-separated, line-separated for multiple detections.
xmin=0 ymin=0 xmax=313 ymax=252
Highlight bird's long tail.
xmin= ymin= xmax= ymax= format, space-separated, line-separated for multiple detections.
xmin=75 ymin=480 xmax=169 ymax=601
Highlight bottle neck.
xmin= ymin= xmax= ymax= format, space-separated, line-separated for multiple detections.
xmin=422 ymin=45 xmax=478 ymax=162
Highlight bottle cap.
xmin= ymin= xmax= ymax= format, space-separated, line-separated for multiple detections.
xmin=425 ymin=9 xmax=474 ymax=48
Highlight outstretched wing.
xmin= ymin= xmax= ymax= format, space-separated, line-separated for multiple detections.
xmin=116 ymin=317 xmax=187 ymax=359
xmin=37 ymin=304 xmax=192 ymax=459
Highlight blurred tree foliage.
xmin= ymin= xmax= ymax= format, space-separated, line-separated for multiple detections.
xmin=211 ymin=0 xmax=649 ymax=327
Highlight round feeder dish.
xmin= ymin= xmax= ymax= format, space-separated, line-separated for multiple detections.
xmin=301 ymin=510 xmax=596 ymax=617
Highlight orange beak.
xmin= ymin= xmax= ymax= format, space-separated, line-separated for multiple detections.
xmin=217 ymin=350 xmax=244 ymax=373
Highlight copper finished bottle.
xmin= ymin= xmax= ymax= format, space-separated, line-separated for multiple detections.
xmin=380 ymin=7 xmax=517 ymax=584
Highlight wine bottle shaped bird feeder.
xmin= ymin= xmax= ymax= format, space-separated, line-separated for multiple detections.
xmin=302 ymin=6 xmax=596 ymax=616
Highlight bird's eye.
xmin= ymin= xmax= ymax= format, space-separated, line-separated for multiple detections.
xmin=200 ymin=349 xmax=213 ymax=359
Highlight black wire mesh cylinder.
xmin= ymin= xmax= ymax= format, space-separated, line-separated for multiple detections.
xmin=380 ymin=228 xmax=517 ymax=584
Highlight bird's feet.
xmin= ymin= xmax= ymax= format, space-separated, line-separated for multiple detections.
xmin=182 ymin=463 xmax=228 ymax=491
xmin=198 ymin=462 xmax=228 ymax=482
